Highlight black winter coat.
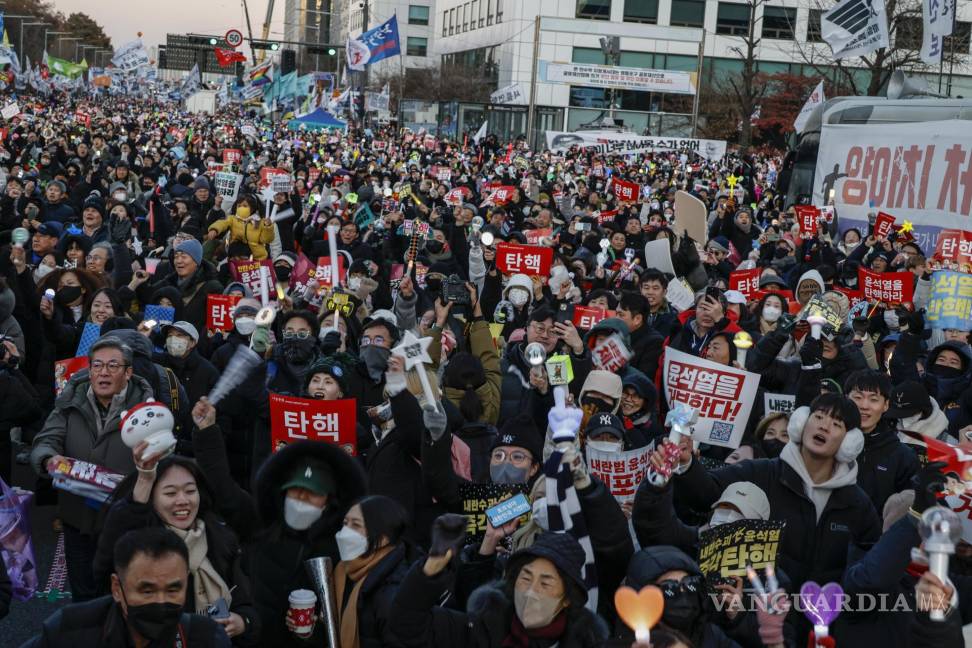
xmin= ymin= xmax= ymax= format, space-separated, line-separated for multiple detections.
xmin=746 ymin=328 xmax=869 ymax=394
xmin=20 ymin=596 xmax=230 ymax=648
xmin=161 ymin=348 xmax=219 ymax=409
xmin=628 ymin=323 xmax=664 ymax=382
xmin=338 ymin=543 xmax=411 ymax=648
xmin=855 ymin=419 xmax=919 ymax=518
xmin=390 ymin=567 xmax=608 ymax=648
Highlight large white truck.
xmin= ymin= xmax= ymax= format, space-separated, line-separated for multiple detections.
xmin=184 ymin=89 xmax=219 ymax=115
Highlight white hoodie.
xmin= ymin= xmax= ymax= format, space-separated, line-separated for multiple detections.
xmin=780 ymin=442 xmax=859 ymax=522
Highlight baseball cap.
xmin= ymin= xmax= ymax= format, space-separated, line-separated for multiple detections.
xmin=886 ymin=380 xmax=932 ymax=419
xmin=583 ymin=412 xmax=625 ymax=441
xmin=280 ymin=458 xmax=336 ymax=496
xmin=162 ymin=321 xmax=199 ymax=343
xmin=37 ymin=221 xmax=63 ymax=238
xmin=712 ymin=481 xmax=770 ymax=520
xmin=724 ymin=290 xmax=748 ymax=305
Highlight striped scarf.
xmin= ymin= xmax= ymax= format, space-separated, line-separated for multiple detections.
xmin=543 ymin=449 xmax=598 ymax=612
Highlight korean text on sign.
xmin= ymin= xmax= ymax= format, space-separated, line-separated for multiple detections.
xmin=269 ymin=394 xmax=357 ymax=455
xmin=495 ymin=242 xmax=553 ymax=277
xmin=926 ymin=271 xmax=972 ymax=330
xmin=729 ymin=269 xmax=761 ymax=298
xmin=698 ymin=519 xmax=785 ymax=584
xmin=858 ymin=268 xmax=914 ymax=305
xmin=662 ymin=347 xmax=760 ymax=449
xmin=586 ymin=445 xmax=653 ymax=502
xmin=206 ymin=294 xmax=241 ymax=333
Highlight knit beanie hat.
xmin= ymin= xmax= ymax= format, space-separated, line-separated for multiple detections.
xmin=175 ymin=239 xmax=203 ymax=265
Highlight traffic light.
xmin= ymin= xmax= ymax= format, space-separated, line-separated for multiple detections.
xmin=307 ymin=45 xmax=339 ymax=56
xmin=251 ymin=40 xmax=280 ymax=51
xmin=209 ymin=37 xmax=219 ymax=46
xmin=328 ymin=48 xmax=336 ymax=56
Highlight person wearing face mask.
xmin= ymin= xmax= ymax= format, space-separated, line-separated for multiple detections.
xmin=266 ymin=311 xmax=321 ymax=396
xmin=391 ymin=531 xmax=608 ymax=648
xmin=576 ymin=370 xmax=623 ymax=432
xmin=160 ymin=321 xmax=218 ymax=408
xmin=887 ymin=380 xmax=953 ymax=443
xmin=332 ymin=496 xmax=413 ymax=648
xmin=752 ymin=292 xmax=787 ymax=340
xmin=619 ymin=373 xmax=664 ymax=449
xmin=754 ymin=412 xmax=790 ymax=459
xmin=207 ymin=195 xmax=276 ymax=260
xmin=623 ymin=547 xmax=745 ymax=648
xmin=495 ymin=273 xmax=534 ymax=338
xmin=26 ymin=528 xmax=231 ymax=648
xmin=354 ymin=311 xmax=401 ymax=409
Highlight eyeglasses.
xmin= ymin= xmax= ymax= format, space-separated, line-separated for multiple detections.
xmin=282 ymin=330 xmax=312 ymax=340
xmin=86 ymin=254 xmax=106 ymax=262
xmin=360 ymin=335 xmax=386 ymax=347
xmin=657 ymin=575 xmax=703 ymax=599
xmin=530 ymin=323 xmax=552 ymax=336
xmin=491 ymin=449 xmax=532 ymax=465
xmin=90 ymin=360 xmax=129 ymax=374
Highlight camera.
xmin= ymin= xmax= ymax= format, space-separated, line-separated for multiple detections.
xmin=442 ymin=274 xmax=470 ymax=305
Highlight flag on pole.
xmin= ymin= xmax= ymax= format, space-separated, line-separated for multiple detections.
xmin=473 ymin=120 xmax=487 ymax=143
xmin=346 ymin=14 xmax=401 ymax=70
xmin=821 ymin=0 xmax=890 ymax=59
xmin=793 ymin=80 xmax=825 ymax=134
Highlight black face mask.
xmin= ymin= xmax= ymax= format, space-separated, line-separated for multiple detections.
xmin=55 ymin=285 xmax=83 ymax=306
xmin=761 ymin=438 xmax=786 ymax=459
xmin=932 ymin=364 xmax=964 ymax=379
xmin=581 ymin=396 xmax=614 ymax=414
xmin=426 ymin=240 xmax=444 ymax=254
xmin=280 ymin=338 xmax=317 ymax=364
xmin=275 ymin=265 xmax=292 ymax=283
xmin=773 ymin=248 xmax=789 ymax=259
xmin=122 ymin=591 xmax=183 ymax=642
xmin=662 ymin=588 xmax=704 ymax=632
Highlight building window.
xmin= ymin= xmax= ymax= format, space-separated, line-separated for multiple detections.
xmin=409 ymin=5 xmax=430 ymax=25
xmin=716 ymin=3 xmax=751 ymax=35
xmin=946 ymin=20 xmax=971 ymax=54
xmin=407 ymin=36 xmax=428 ymax=56
xmin=449 ymin=8 xmax=455 ymax=34
xmin=479 ymin=0 xmax=485 ymax=26
xmin=462 ymin=3 xmax=468 ymax=31
xmin=806 ymin=9 xmax=823 ymax=42
xmin=577 ymin=0 xmax=611 ymax=20
xmin=442 ymin=10 xmax=448 ymax=36
xmin=496 ymin=0 xmax=503 ymax=22
xmin=762 ymin=6 xmax=796 ymax=40
xmin=487 ymin=0 xmax=493 ymax=25
xmin=670 ymin=0 xmax=705 ymax=27
xmin=624 ymin=0 xmax=658 ymax=22
xmin=471 ymin=0 xmax=478 ymax=29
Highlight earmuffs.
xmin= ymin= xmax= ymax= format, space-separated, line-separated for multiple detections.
xmin=786 ymin=406 xmax=865 ymax=464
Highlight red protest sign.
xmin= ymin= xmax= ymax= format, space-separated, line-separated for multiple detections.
xmin=874 ymin=212 xmax=896 ymax=239
xmin=222 ymin=148 xmax=243 ymax=165
xmin=269 ymin=394 xmax=357 ymax=455
xmin=74 ymin=110 xmax=90 ymax=127
xmin=794 ymin=206 xmax=820 ymax=237
xmin=525 ymin=228 xmax=553 ymax=246
xmin=495 ymin=242 xmax=553 ymax=277
xmin=597 ymin=209 xmax=619 ymax=225
xmin=859 ymin=268 xmax=914 ymax=305
xmin=612 ymin=178 xmax=641 ymax=203
xmin=834 ymin=286 xmax=865 ymax=308
xmin=592 ymin=333 xmax=632 ymax=373
xmin=488 ymin=186 xmax=517 ymax=206
xmin=206 ymin=294 xmax=241 ymax=334
xmin=259 ymin=167 xmax=291 ymax=190
xmin=573 ymin=305 xmax=610 ymax=330
xmin=54 ymin=356 xmax=89 ymax=396
xmin=313 ymin=256 xmax=346 ymax=289
xmin=729 ymin=269 xmax=762 ymax=299
xmin=230 ymin=259 xmax=274 ymax=295
xmin=935 ymin=229 xmax=972 ymax=267
xmin=307 ymin=166 xmax=321 ymax=185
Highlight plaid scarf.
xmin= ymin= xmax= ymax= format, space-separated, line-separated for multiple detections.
xmin=543 ymin=449 xmax=598 ymax=612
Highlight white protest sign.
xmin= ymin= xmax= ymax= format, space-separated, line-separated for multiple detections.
xmin=644 ymin=239 xmax=675 ymax=275
xmin=763 ymin=392 xmax=796 ymax=415
xmin=214 ymin=171 xmax=243 ymax=203
xmin=591 ymin=333 xmax=632 ymax=373
xmin=586 ymin=445 xmax=653 ymax=503
xmin=490 ymin=82 xmax=526 ymax=105
xmin=270 ymin=173 xmax=293 ymax=195
xmin=666 ymin=278 xmax=695 ymax=312
xmin=663 ymin=347 xmax=760 ymax=449
xmin=546 ymin=130 xmax=727 ymax=162
xmin=1 ymin=102 xmax=20 ymax=120
xmin=674 ymin=191 xmax=708 ymax=244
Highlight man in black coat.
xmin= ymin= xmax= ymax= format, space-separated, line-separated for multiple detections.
xmin=665 ymin=393 xmax=881 ymax=643
xmin=22 ymin=527 xmax=230 ymax=648
xmin=616 ymin=291 xmax=664 ymax=381
xmin=159 ymin=321 xmax=218 ymax=407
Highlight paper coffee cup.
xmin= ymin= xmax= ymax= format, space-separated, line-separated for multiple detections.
xmin=288 ymin=589 xmax=317 ymax=636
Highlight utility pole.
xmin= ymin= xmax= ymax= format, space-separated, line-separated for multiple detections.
xmin=525 ymin=16 xmax=541 ymax=148
xmin=360 ymin=0 xmax=370 ymax=125
xmin=691 ymin=31 xmax=705 ymax=137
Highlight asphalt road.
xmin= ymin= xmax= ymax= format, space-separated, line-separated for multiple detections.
xmin=2 ymin=453 xmax=72 ymax=647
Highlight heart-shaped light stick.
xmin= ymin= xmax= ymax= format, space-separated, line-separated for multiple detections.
xmin=615 ymin=585 xmax=664 ymax=642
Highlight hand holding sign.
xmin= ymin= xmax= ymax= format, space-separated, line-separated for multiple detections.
xmin=392 ymin=330 xmax=438 ymax=411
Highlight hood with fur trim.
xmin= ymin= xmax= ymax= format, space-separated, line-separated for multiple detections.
xmin=253 ymin=440 xmax=367 ymax=538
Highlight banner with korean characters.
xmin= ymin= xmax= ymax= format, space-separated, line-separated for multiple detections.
xmin=926 ymin=271 xmax=972 ymax=330
xmin=269 ymin=394 xmax=357 ymax=455
xmin=698 ymin=519 xmax=786 ymax=585
xmin=611 ymin=178 xmax=641 ymax=203
xmin=663 ymin=347 xmax=760 ymax=449
xmin=313 ymin=255 xmax=347 ymax=290
xmin=495 ymin=242 xmax=553 ymax=277
xmin=729 ymin=268 xmax=762 ymax=299
xmin=591 ymin=333 xmax=632 ymax=373
xmin=934 ymin=229 xmax=972 ymax=271
xmin=586 ymin=445 xmax=653 ymax=503
xmin=858 ymin=268 xmax=914 ymax=306
xmin=230 ymin=259 xmax=275 ymax=296
xmin=206 ymin=294 xmax=242 ymax=334
xmin=458 ymin=483 xmax=529 ymax=544
xmin=573 ymin=305 xmax=613 ymax=330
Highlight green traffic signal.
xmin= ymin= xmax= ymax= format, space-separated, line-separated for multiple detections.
xmin=327 ymin=48 xmax=336 ymax=56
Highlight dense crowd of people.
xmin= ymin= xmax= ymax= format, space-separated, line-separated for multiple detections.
xmin=0 ymin=91 xmax=969 ymax=648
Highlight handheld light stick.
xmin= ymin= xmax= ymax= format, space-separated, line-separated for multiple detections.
xmin=733 ymin=331 xmax=753 ymax=368
xmin=258 ymin=265 xmax=270 ymax=307
xmin=807 ymin=313 xmax=828 ymax=340
xmin=11 ymin=227 xmax=29 ymax=248
xmin=648 ymin=403 xmax=698 ymax=486
xmin=920 ymin=506 xmax=962 ymax=622
xmin=326 ymin=223 xmax=341 ymax=324
xmin=393 ymin=330 xmax=439 ymax=412
xmin=525 ymin=342 xmax=547 ymax=383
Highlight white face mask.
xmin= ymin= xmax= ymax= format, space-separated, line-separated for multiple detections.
xmin=283 ymin=497 xmax=324 ymax=531
xmin=165 ymin=337 xmax=189 ymax=357
xmin=113 ymin=191 xmax=128 ymax=203
xmin=709 ymin=508 xmax=745 ymax=528
xmin=234 ymin=316 xmax=256 ymax=336
xmin=586 ymin=440 xmax=623 ymax=454
xmin=348 ymin=276 xmax=362 ymax=291
xmin=508 ymin=288 xmax=529 ymax=307
xmin=531 ymin=497 xmax=549 ymax=531
xmin=335 ymin=525 xmax=369 ymax=562
xmin=33 ymin=264 xmax=54 ymax=282
xmin=762 ymin=306 xmax=782 ymax=323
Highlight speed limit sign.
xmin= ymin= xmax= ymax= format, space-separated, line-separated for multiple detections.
xmin=224 ymin=29 xmax=244 ymax=48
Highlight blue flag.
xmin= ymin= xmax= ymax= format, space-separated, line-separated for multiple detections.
xmin=359 ymin=15 xmax=401 ymax=65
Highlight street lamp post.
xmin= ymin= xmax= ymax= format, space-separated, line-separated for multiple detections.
xmin=45 ymin=31 xmax=70 ymax=53
xmin=55 ymin=37 xmax=81 ymax=61
xmin=20 ymin=22 xmax=48 ymax=68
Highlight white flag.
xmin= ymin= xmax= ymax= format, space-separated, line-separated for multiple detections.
xmin=924 ymin=0 xmax=955 ymax=37
xmin=822 ymin=0 xmax=890 ymax=59
xmin=921 ymin=27 xmax=945 ymax=65
xmin=473 ymin=121 xmax=487 ymax=143
xmin=793 ymin=80 xmax=826 ymax=134
xmin=346 ymin=36 xmax=370 ymax=71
